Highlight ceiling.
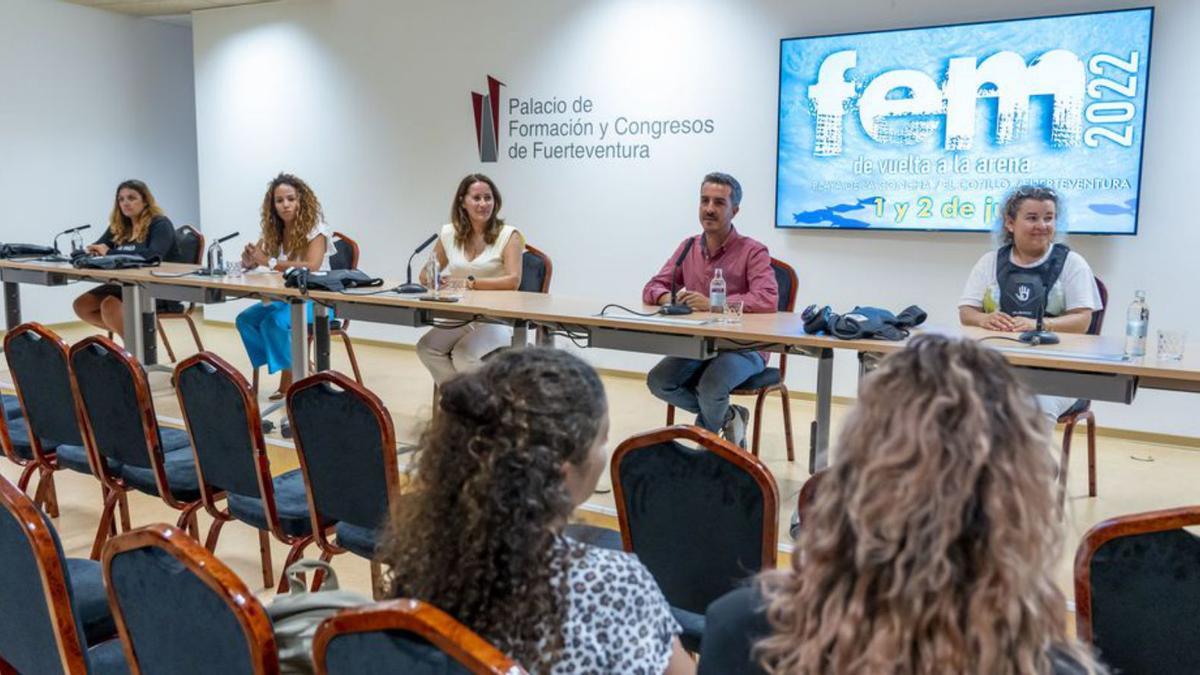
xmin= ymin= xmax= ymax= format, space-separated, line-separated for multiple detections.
xmin=60 ymin=0 xmax=274 ymax=17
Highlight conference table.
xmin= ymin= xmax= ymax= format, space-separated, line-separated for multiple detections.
xmin=2 ymin=258 xmax=1198 ymax=472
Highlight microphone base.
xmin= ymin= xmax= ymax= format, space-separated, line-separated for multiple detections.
xmin=192 ymin=268 xmax=226 ymax=277
xmin=396 ymin=283 xmax=428 ymax=294
xmin=1018 ymin=329 xmax=1060 ymax=346
xmin=659 ymin=304 xmax=694 ymax=316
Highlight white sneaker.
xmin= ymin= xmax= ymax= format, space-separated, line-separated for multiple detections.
xmin=722 ymin=404 xmax=750 ymax=449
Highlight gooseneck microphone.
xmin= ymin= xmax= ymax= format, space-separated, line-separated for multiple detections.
xmin=196 ymin=231 xmax=240 ymax=276
xmin=398 ymin=233 xmax=439 ymax=294
xmin=49 ymin=224 xmax=92 ymax=261
xmin=1019 ymin=286 xmax=1060 ymax=345
xmin=659 ymin=236 xmax=696 ymax=316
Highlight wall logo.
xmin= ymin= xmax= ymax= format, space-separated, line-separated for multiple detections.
xmin=471 ymin=75 xmax=505 ymax=162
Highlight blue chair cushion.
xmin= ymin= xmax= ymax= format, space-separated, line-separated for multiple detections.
xmin=3 ymin=415 xmax=35 ymax=460
xmin=3 ymin=393 xmax=22 ymax=419
xmin=733 ymin=367 xmax=782 ymax=392
xmin=119 ymin=446 xmax=201 ymax=502
xmin=335 ymin=521 xmax=378 ymax=559
xmin=56 ymin=444 xmax=121 ymax=476
xmin=160 ymin=426 xmax=192 ymax=451
xmin=226 ymin=469 xmax=314 ymax=539
xmin=564 ymin=523 xmax=624 ymax=551
xmin=672 ymin=605 xmax=705 ymax=653
xmin=65 ymin=558 xmax=117 ymax=646
xmin=87 ymin=637 xmax=131 ymax=675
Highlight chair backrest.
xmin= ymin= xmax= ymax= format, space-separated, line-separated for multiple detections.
xmin=68 ymin=336 xmax=165 ymax=476
xmin=175 ymin=352 xmax=271 ymax=510
xmin=770 ymin=258 xmax=798 ymax=313
xmin=330 ymin=231 xmax=358 ymax=271
xmin=313 ymin=599 xmax=526 ymax=675
xmin=103 ymin=523 xmax=278 ymax=675
xmin=176 ymin=225 xmax=205 ymax=266
xmin=288 ymin=371 xmax=398 ymax=538
xmin=519 ymin=244 xmax=552 ymax=293
xmin=4 ymin=323 xmax=86 ymax=456
xmin=0 ymin=475 xmax=89 ymax=674
xmin=1088 ymin=276 xmax=1109 ymax=336
xmin=1075 ymin=506 xmax=1200 ymax=674
xmin=612 ymin=426 xmax=779 ymax=616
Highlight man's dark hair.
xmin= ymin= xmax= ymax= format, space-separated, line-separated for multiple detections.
xmin=703 ymin=172 xmax=742 ymax=207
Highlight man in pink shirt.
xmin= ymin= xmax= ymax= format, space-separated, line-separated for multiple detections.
xmin=643 ymin=172 xmax=779 ymax=447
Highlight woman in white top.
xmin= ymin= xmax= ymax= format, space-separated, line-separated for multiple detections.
xmin=417 ymin=174 xmax=524 ymax=384
xmin=237 ymin=173 xmax=335 ymax=399
xmin=959 ymin=185 xmax=1102 ymax=418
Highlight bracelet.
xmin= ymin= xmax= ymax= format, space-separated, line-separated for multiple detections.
xmin=467 ymin=275 xmax=476 ymax=290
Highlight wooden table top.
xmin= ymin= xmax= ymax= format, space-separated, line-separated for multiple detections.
xmin=4 ymin=258 xmax=1198 ymax=383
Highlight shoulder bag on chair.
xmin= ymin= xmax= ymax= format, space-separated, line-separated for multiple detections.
xmin=266 ymin=559 xmax=373 ymax=675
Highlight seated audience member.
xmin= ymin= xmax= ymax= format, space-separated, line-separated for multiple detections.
xmin=643 ymin=172 xmax=778 ymax=448
xmin=958 ymin=185 xmax=1102 ymax=420
xmin=700 ymin=335 xmax=1102 ymax=675
xmin=378 ymin=347 xmax=694 ymax=674
xmin=416 ymin=173 xmax=524 ymax=384
xmin=236 ymin=173 xmax=335 ymax=399
xmin=72 ymin=179 xmax=185 ymax=337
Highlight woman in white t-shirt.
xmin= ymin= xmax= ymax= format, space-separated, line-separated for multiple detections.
xmin=958 ymin=185 xmax=1102 ymax=418
xmin=237 ymin=173 xmax=335 ymax=399
xmin=417 ymin=174 xmax=524 ymax=384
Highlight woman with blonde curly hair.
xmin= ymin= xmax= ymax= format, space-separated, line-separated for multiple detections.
xmin=700 ymin=335 xmax=1102 ymax=675
xmin=377 ymin=347 xmax=694 ymax=674
xmin=72 ymin=179 xmax=185 ymax=337
xmin=236 ymin=173 xmax=334 ymax=398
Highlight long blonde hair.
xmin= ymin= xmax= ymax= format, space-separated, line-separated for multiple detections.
xmin=757 ymin=335 xmax=1098 ymax=674
xmin=107 ymin=179 xmax=163 ymax=245
xmin=260 ymin=173 xmax=323 ymax=258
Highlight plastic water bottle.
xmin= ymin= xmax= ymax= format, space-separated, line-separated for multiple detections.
xmin=709 ymin=268 xmax=727 ymax=316
xmin=1124 ymin=290 xmax=1149 ymax=357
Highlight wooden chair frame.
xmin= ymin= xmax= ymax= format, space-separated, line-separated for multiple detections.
xmin=1058 ymin=276 xmax=1108 ymax=504
xmin=175 ymin=351 xmax=314 ymax=591
xmin=0 ymin=475 xmax=91 ymax=675
xmin=611 ymin=425 xmax=780 ymax=569
xmin=68 ymin=336 xmax=201 ymax=559
xmin=523 ymin=243 xmax=553 ymax=294
xmin=667 ymin=257 xmax=798 ymax=462
xmin=1073 ymin=505 xmax=1200 ymax=643
xmin=102 ymin=523 xmax=280 ymax=675
xmin=312 ymin=599 xmax=526 ymax=675
xmin=156 ymin=224 xmax=206 ymax=363
xmin=287 ymin=370 xmax=399 ymax=596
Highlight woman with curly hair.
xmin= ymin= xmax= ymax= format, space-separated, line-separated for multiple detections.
xmin=416 ymin=173 xmax=524 ymax=384
xmin=700 ymin=335 xmax=1102 ymax=675
xmin=377 ymin=347 xmax=694 ymax=674
xmin=72 ymin=179 xmax=186 ymax=337
xmin=236 ymin=173 xmax=334 ymax=398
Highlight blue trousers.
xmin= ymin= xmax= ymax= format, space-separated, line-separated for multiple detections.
xmin=235 ymin=301 xmax=314 ymax=374
xmin=646 ymin=352 xmax=765 ymax=432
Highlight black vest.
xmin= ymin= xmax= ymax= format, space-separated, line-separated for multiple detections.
xmin=995 ymin=243 xmax=1069 ymax=319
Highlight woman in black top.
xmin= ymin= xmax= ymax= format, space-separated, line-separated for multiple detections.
xmin=71 ymin=179 xmax=183 ymax=338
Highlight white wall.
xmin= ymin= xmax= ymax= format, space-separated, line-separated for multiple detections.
xmin=193 ymin=0 xmax=1200 ymax=437
xmin=0 ymin=0 xmax=200 ymax=325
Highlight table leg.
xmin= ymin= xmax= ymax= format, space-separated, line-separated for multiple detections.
xmin=810 ymin=347 xmax=834 ymax=473
xmin=313 ymin=303 xmax=330 ymax=372
xmin=120 ymin=285 xmax=156 ymax=364
xmin=291 ymin=301 xmax=309 ymax=380
xmin=4 ymin=282 xmax=21 ymax=330
xmin=511 ymin=320 xmax=528 ymax=347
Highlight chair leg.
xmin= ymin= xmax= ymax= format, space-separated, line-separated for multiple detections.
xmin=311 ymin=549 xmax=335 ymax=591
xmin=339 ymin=331 xmax=364 ymax=384
xmin=1085 ymin=411 xmax=1097 ymax=497
xmin=157 ymin=318 xmax=177 ymax=363
xmin=277 ymin=536 xmax=313 ymax=594
xmin=183 ymin=313 xmax=204 ymax=351
xmin=38 ymin=469 xmax=60 ymax=518
xmin=252 ymin=367 xmax=260 ymax=395
xmin=779 ymin=386 xmax=795 ymax=462
xmin=666 ymin=404 xmax=675 ymax=426
xmin=1058 ymin=417 xmax=1078 ymax=507
xmin=117 ymin=492 xmax=132 ymax=532
xmin=370 ymin=560 xmax=384 ymax=600
xmin=16 ymin=462 xmax=38 ymax=493
xmin=176 ymin=503 xmax=202 ymax=540
xmin=204 ymin=516 xmax=227 ymax=552
xmin=258 ymin=530 xmax=274 ymax=589
xmin=749 ymin=390 xmax=768 ymax=457
xmin=90 ymin=489 xmax=122 ymax=560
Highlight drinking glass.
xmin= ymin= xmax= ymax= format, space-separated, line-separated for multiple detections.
xmin=224 ymin=260 xmax=243 ymax=278
xmin=1157 ymin=329 xmax=1186 ymax=360
xmin=441 ymin=278 xmax=467 ymax=300
xmin=723 ymin=299 xmax=745 ymax=324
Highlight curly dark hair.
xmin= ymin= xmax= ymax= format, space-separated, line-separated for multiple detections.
xmin=260 ymin=173 xmax=324 ymax=258
xmin=377 ymin=347 xmax=608 ymax=671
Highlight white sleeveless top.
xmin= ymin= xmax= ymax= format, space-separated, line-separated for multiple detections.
xmin=268 ymin=221 xmax=335 ymax=272
xmin=438 ymin=223 xmax=520 ymax=279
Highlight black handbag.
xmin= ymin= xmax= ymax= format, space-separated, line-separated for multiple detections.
xmin=0 ymin=243 xmax=56 ymax=258
xmin=72 ymin=253 xmax=161 ymax=270
xmin=284 ymin=268 xmax=383 ymax=293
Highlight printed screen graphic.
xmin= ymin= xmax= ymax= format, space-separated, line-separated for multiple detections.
xmin=775 ymin=8 xmax=1153 ymax=234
